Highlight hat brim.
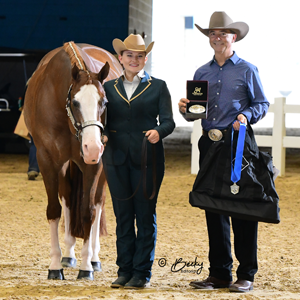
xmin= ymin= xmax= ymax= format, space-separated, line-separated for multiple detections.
xmin=113 ymin=39 xmax=154 ymax=56
xmin=195 ymin=22 xmax=249 ymax=42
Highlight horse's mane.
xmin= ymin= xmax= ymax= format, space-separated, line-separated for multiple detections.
xmin=63 ymin=41 xmax=86 ymax=70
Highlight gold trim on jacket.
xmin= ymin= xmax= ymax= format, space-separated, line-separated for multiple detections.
xmin=113 ymin=77 xmax=152 ymax=104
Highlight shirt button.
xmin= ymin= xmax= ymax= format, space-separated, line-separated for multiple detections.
xmin=218 ymin=80 xmax=221 ymax=82
xmin=217 ymin=93 xmax=219 ymax=95
xmin=220 ymin=68 xmax=222 ymax=70
xmin=215 ymin=105 xmax=218 ymax=107
xmin=213 ymin=118 xmax=216 ymax=120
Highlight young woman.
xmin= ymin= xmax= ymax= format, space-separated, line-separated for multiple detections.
xmin=102 ymin=34 xmax=175 ymax=289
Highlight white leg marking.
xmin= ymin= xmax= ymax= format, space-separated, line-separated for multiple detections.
xmin=62 ymin=197 xmax=76 ymax=258
xmin=80 ymin=232 xmax=93 ymax=271
xmin=91 ymin=204 xmax=102 ymax=262
xmin=49 ymin=218 xmax=63 ymax=270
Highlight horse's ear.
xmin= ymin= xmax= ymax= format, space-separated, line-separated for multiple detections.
xmin=98 ymin=62 xmax=110 ymax=83
xmin=72 ymin=64 xmax=80 ymax=81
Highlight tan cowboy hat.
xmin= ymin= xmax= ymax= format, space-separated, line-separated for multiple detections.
xmin=195 ymin=11 xmax=249 ymax=42
xmin=113 ymin=34 xmax=154 ymax=56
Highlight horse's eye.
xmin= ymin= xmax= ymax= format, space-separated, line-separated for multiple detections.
xmin=73 ymin=99 xmax=80 ymax=108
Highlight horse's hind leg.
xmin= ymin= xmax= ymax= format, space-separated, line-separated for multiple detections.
xmin=61 ymin=197 xmax=77 ymax=268
xmin=76 ymin=205 xmax=101 ymax=280
xmin=77 ymin=233 xmax=94 ymax=280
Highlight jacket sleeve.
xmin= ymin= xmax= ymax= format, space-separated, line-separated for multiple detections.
xmin=154 ymin=80 xmax=176 ymax=139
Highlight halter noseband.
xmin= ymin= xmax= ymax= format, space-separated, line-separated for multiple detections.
xmin=66 ymin=84 xmax=104 ymax=140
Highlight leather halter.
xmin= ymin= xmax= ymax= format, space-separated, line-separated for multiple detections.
xmin=66 ymin=84 xmax=104 ymax=140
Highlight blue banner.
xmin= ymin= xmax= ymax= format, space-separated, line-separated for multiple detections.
xmin=231 ymin=123 xmax=247 ymax=184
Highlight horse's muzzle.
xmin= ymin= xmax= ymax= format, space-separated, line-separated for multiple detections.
xmin=81 ymin=127 xmax=104 ymax=164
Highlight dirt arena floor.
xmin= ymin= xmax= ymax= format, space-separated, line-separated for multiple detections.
xmin=0 ymin=130 xmax=300 ymax=300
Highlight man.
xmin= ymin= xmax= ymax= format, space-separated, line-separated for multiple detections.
xmin=178 ymin=11 xmax=269 ymax=293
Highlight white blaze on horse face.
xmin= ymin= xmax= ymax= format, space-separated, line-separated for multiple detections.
xmin=75 ymin=84 xmax=104 ymax=164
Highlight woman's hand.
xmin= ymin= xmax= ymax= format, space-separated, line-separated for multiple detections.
xmin=101 ymin=135 xmax=108 ymax=145
xmin=145 ymin=130 xmax=160 ymax=144
xmin=178 ymin=98 xmax=189 ymax=114
xmin=233 ymin=114 xmax=247 ymax=131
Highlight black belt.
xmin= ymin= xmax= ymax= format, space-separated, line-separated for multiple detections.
xmin=202 ymin=129 xmax=227 ymax=141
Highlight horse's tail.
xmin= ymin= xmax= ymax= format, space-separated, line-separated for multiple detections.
xmin=68 ymin=160 xmax=107 ymax=239
xmin=69 ymin=161 xmax=85 ymax=238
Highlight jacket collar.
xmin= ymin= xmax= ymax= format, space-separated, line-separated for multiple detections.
xmin=114 ymin=71 xmax=152 ymax=104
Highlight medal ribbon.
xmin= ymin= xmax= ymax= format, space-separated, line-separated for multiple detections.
xmin=231 ymin=122 xmax=246 ymax=183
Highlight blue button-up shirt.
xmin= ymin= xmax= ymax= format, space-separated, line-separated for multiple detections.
xmin=193 ymin=52 xmax=269 ymax=131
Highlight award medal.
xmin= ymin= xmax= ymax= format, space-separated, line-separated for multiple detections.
xmin=230 ymin=182 xmax=240 ymax=194
xmin=189 ymin=104 xmax=206 ymax=114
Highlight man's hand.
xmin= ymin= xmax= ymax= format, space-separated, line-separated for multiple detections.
xmin=233 ymin=114 xmax=247 ymax=130
xmin=145 ymin=130 xmax=160 ymax=144
xmin=178 ymin=98 xmax=190 ymax=114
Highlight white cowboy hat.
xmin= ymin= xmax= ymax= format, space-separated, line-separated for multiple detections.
xmin=195 ymin=11 xmax=249 ymax=42
xmin=113 ymin=34 xmax=154 ymax=56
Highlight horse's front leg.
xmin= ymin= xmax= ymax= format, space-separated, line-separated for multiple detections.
xmin=90 ymin=167 xmax=107 ymax=272
xmin=48 ymin=219 xmax=64 ymax=280
xmin=38 ymin=149 xmax=64 ymax=280
xmin=77 ymin=163 xmax=102 ymax=280
xmin=91 ymin=203 xmax=103 ymax=272
xmin=57 ymin=161 xmax=77 ymax=269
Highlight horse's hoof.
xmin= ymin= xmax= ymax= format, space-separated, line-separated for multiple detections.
xmin=61 ymin=257 xmax=77 ymax=268
xmin=48 ymin=269 xmax=65 ymax=280
xmin=91 ymin=261 xmax=102 ymax=272
xmin=77 ymin=270 xmax=94 ymax=280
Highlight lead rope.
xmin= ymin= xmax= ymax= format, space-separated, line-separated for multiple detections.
xmin=102 ymin=136 xmax=157 ymax=201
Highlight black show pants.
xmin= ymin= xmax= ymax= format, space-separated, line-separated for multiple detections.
xmin=198 ymin=136 xmax=258 ymax=282
xmin=105 ymin=157 xmax=164 ymax=281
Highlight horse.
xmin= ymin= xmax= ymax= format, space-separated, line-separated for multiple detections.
xmin=23 ymin=42 xmax=122 ymax=280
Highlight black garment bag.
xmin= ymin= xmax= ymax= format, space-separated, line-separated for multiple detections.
xmin=189 ymin=124 xmax=280 ymax=224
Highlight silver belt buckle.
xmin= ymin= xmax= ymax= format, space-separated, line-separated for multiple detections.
xmin=208 ymin=129 xmax=223 ymax=141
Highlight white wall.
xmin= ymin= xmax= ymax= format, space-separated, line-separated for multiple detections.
xmin=152 ymin=0 xmax=300 ymax=128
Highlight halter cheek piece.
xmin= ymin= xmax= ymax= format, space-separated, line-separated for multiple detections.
xmin=66 ymin=84 xmax=104 ymax=141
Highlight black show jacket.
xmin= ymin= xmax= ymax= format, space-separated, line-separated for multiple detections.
xmin=103 ymin=72 xmax=175 ymax=165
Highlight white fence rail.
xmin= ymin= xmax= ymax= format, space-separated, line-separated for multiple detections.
xmin=191 ymin=97 xmax=300 ymax=176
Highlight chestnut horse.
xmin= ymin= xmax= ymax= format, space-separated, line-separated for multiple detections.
xmin=23 ymin=42 xmax=122 ymax=280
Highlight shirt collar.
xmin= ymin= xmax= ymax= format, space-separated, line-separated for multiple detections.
xmin=210 ymin=51 xmax=239 ymax=66
xmin=122 ymin=69 xmax=145 ymax=83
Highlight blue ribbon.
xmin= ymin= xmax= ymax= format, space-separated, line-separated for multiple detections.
xmin=231 ymin=122 xmax=246 ymax=184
